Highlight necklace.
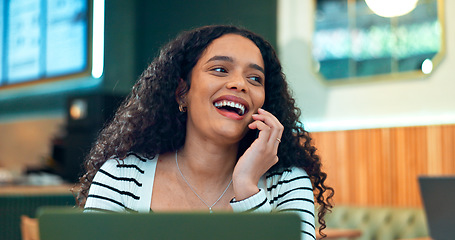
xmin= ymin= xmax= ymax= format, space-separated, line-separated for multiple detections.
xmin=175 ymin=151 xmax=232 ymax=213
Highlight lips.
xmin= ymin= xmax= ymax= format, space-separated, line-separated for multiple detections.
xmin=213 ymin=95 xmax=249 ymax=119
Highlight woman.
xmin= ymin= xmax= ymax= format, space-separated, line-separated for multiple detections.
xmin=77 ymin=25 xmax=333 ymax=239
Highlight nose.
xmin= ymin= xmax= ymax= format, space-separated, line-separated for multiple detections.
xmin=226 ymin=73 xmax=248 ymax=93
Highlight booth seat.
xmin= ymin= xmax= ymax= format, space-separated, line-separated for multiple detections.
xmin=323 ymin=205 xmax=429 ymax=240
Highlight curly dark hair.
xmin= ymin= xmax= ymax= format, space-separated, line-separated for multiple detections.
xmin=77 ymin=25 xmax=333 ymax=235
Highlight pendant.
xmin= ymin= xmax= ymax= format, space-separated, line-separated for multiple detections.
xmin=209 ymin=208 xmax=213 ymax=213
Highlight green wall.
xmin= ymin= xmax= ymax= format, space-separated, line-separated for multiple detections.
xmin=0 ymin=0 xmax=277 ymax=120
xmin=133 ymin=0 xmax=277 ymax=78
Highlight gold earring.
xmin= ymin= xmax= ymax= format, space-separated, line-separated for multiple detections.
xmin=179 ymin=105 xmax=187 ymax=112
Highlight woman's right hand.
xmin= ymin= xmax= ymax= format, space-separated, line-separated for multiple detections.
xmin=232 ymin=108 xmax=284 ymax=200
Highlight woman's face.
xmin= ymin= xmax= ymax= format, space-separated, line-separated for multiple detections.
xmin=184 ymin=34 xmax=266 ymax=145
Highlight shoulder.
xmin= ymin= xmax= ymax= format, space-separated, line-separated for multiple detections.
xmin=266 ymin=167 xmax=311 ymax=182
xmin=101 ymin=153 xmax=156 ymax=170
xmin=86 ymin=153 xmax=157 ymax=213
xmin=265 ymin=167 xmax=312 ymax=190
xmin=98 ymin=153 xmax=157 ymax=180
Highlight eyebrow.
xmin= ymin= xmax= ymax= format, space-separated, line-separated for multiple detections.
xmin=206 ymin=55 xmax=265 ymax=74
xmin=249 ymin=63 xmax=265 ymax=75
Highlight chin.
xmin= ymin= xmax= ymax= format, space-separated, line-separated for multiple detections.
xmin=215 ymin=127 xmax=249 ymax=143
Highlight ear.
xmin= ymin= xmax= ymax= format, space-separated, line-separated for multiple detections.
xmin=175 ymin=78 xmax=188 ymax=105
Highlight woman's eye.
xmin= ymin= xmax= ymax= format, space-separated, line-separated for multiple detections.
xmin=249 ymin=76 xmax=260 ymax=81
xmin=248 ymin=76 xmax=263 ymax=84
xmin=212 ymin=67 xmax=227 ymax=73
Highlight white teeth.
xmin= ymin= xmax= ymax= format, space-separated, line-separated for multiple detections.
xmin=214 ymin=100 xmax=246 ymax=115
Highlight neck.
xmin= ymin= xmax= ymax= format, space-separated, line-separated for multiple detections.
xmin=177 ymin=136 xmax=238 ymax=187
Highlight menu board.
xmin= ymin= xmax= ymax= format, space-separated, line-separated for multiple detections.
xmin=46 ymin=0 xmax=87 ymax=77
xmin=0 ymin=0 xmax=3 ymax=81
xmin=7 ymin=0 xmax=42 ymax=84
xmin=1 ymin=0 xmax=88 ymax=86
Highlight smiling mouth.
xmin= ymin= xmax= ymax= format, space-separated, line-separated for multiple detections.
xmin=214 ymin=100 xmax=247 ymax=116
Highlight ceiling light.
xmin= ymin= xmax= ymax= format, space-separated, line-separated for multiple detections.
xmin=421 ymin=59 xmax=433 ymax=74
xmin=365 ymin=0 xmax=418 ymax=18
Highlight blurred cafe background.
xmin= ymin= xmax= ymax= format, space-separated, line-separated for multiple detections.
xmin=0 ymin=0 xmax=454 ymax=239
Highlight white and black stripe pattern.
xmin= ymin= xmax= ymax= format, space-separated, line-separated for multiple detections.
xmin=116 ymin=164 xmax=145 ymax=174
xmin=127 ymin=152 xmax=148 ymax=162
xmin=91 ymin=181 xmax=140 ymax=200
xmin=84 ymin=154 xmax=316 ymax=239
xmin=97 ymin=169 xmax=143 ymax=187
xmin=230 ymin=168 xmax=316 ymax=240
xmin=270 ymin=170 xmax=315 ymax=240
xmin=84 ymin=153 xmax=155 ymax=213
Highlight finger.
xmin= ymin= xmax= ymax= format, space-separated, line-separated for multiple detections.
xmin=255 ymin=109 xmax=280 ymax=126
xmin=248 ymin=120 xmax=271 ymax=145
xmin=254 ymin=109 xmax=283 ymax=132
xmin=252 ymin=114 xmax=280 ymax=130
xmin=249 ymin=120 xmax=271 ymax=136
xmin=253 ymin=110 xmax=284 ymax=147
xmin=250 ymin=120 xmax=281 ymax=156
xmin=257 ymin=108 xmax=278 ymax=119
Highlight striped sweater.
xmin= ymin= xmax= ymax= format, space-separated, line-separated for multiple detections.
xmin=84 ymin=153 xmax=316 ymax=240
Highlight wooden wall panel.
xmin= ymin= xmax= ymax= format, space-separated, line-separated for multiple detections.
xmin=311 ymin=125 xmax=455 ymax=207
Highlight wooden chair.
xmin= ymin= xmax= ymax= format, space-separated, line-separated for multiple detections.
xmin=20 ymin=215 xmax=40 ymax=240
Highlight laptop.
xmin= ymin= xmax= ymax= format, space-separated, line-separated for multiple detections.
xmin=418 ymin=176 xmax=455 ymax=240
xmin=37 ymin=207 xmax=300 ymax=240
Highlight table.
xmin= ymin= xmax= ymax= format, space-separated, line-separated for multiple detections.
xmin=399 ymin=238 xmax=432 ymax=240
xmin=316 ymin=228 xmax=362 ymax=239
xmin=0 ymin=184 xmax=79 ymax=195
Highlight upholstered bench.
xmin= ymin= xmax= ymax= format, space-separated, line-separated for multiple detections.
xmin=323 ymin=205 xmax=429 ymax=240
